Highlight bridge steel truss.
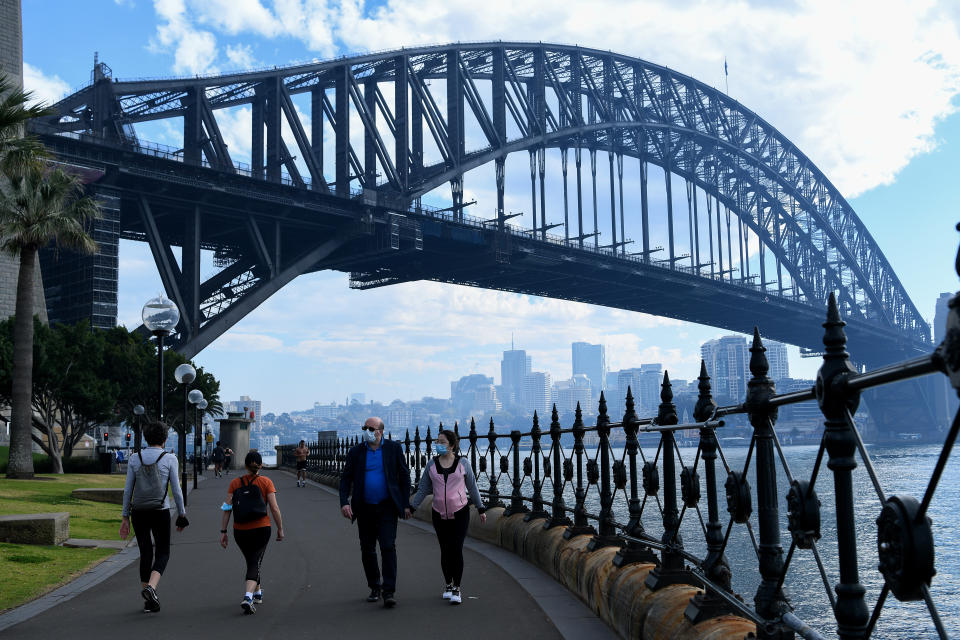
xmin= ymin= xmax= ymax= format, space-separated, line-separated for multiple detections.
xmin=38 ymin=43 xmax=929 ymax=355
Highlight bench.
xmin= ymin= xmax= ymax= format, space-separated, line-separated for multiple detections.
xmin=71 ymin=488 xmax=124 ymax=505
xmin=0 ymin=512 xmax=70 ymax=545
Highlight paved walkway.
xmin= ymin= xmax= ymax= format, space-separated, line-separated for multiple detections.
xmin=1 ymin=469 xmax=611 ymax=640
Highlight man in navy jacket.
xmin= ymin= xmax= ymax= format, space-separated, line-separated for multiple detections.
xmin=339 ymin=416 xmax=411 ymax=608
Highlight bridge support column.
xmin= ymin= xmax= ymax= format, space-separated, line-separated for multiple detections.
xmin=640 ymin=156 xmax=649 ymax=262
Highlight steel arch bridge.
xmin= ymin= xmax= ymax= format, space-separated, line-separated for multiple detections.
xmin=34 ymin=42 xmax=928 ymax=372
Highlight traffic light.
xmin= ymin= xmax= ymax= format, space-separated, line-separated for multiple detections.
xmin=125 ymin=432 xmax=131 ymax=443
xmin=102 ymin=432 xmax=109 ymax=444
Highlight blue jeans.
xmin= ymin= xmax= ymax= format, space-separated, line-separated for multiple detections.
xmin=357 ymin=500 xmax=398 ymax=592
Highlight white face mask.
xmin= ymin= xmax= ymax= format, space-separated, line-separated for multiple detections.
xmin=363 ymin=429 xmax=378 ymax=444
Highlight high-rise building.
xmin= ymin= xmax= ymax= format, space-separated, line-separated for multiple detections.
xmin=765 ymin=341 xmax=790 ymax=381
xmin=572 ymin=342 xmax=606 ymax=398
xmin=451 ymin=374 xmax=501 ymax=416
xmin=637 ymin=364 xmax=663 ymax=416
xmin=501 ymin=346 xmax=532 ymax=406
xmin=386 ymin=403 xmax=415 ymax=431
xmin=225 ymin=395 xmax=262 ymax=430
xmin=554 ymin=374 xmax=592 ymax=414
xmin=522 ymin=372 xmax=552 ymax=416
xmin=701 ymin=336 xmax=750 ymax=401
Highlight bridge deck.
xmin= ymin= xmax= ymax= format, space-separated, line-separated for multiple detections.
xmin=1 ymin=470 xmax=607 ymax=639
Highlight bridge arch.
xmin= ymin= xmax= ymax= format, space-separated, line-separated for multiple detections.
xmin=36 ymin=42 xmax=927 ymax=349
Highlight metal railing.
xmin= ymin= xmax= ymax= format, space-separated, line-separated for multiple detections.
xmin=281 ymin=254 xmax=960 ymax=639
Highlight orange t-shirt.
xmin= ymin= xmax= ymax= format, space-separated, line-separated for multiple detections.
xmin=228 ymin=474 xmax=276 ymax=530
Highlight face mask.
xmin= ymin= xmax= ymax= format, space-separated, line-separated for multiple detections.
xmin=435 ymin=444 xmax=448 ymax=456
xmin=363 ymin=429 xmax=377 ymax=444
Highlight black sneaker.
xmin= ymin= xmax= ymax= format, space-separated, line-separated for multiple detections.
xmin=366 ymin=586 xmax=381 ymax=602
xmin=241 ymin=595 xmax=256 ymax=615
xmin=382 ymin=592 xmax=397 ymax=608
xmin=141 ymin=585 xmax=160 ymax=612
xmin=253 ymin=591 xmax=263 ymax=604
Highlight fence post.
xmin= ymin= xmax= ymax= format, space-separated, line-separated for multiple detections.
xmin=615 ymin=386 xmax=659 ymax=566
xmin=588 ymin=391 xmax=623 ymax=550
xmin=564 ymin=402 xmax=596 ymax=538
xmin=468 ymin=417 xmax=478 ymax=476
xmin=817 ymin=293 xmax=868 ymax=639
xmin=413 ymin=426 xmax=423 ymax=486
xmin=646 ymin=372 xmax=698 ymax=586
xmin=487 ymin=418 xmax=505 ymax=509
xmin=525 ymin=411 xmax=549 ymax=521
xmin=686 ymin=360 xmax=733 ymax=621
xmin=747 ymin=328 xmax=792 ymax=639
xmin=545 ymin=405 xmax=572 ymax=528
xmin=504 ymin=429 xmax=530 ymax=516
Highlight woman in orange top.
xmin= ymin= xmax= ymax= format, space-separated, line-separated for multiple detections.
xmin=220 ymin=450 xmax=284 ymax=614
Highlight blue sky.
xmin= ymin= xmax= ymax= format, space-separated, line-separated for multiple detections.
xmin=19 ymin=0 xmax=960 ymax=414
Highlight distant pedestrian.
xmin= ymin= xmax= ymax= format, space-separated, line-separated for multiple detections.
xmin=220 ymin=451 xmax=284 ymax=615
xmin=409 ymin=429 xmax=486 ymax=605
xmin=119 ymin=421 xmax=189 ymax=613
xmin=294 ymin=440 xmax=309 ymax=487
xmin=211 ymin=441 xmax=225 ymax=477
xmin=224 ymin=446 xmax=234 ymax=475
xmin=339 ymin=417 xmax=412 ymax=608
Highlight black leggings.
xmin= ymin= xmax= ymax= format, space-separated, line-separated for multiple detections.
xmin=131 ymin=509 xmax=171 ymax=583
xmin=234 ymin=526 xmax=271 ymax=583
xmin=431 ymin=506 xmax=470 ymax=586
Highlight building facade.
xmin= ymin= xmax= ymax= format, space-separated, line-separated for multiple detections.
xmin=522 ymin=371 xmax=552 ymax=416
xmin=572 ymin=342 xmax=606 ymax=398
xmin=501 ymin=348 xmax=532 ymax=406
xmin=701 ymin=336 xmax=750 ymax=402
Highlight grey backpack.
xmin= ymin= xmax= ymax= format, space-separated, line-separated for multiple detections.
xmin=131 ymin=451 xmax=169 ymax=510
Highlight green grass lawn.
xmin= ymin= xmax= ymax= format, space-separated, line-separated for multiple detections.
xmin=0 ymin=543 xmax=114 ymax=612
xmin=0 ymin=473 xmax=126 ymax=540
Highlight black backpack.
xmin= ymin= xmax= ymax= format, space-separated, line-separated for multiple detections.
xmin=233 ymin=475 xmax=268 ymax=523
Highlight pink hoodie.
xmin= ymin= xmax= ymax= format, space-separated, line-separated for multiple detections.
xmin=429 ymin=458 xmax=469 ymax=519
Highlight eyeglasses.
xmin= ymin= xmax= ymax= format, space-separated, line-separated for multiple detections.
xmin=362 ymin=426 xmax=384 ymax=432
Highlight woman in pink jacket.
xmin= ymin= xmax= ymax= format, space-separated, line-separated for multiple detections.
xmin=408 ymin=429 xmax=486 ymax=605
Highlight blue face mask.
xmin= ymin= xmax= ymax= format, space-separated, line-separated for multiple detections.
xmin=435 ymin=444 xmax=448 ymax=456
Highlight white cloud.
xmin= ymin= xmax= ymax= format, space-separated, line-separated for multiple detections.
xmin=225 ymin=43 xmax=257 ymax=69
xmin=214 ymin=332 xmax=284 ymax=351
xmin=150 ymin=0 xmax=220 ymax=75
xmin=22 ymin=62 xmax=70 ymax=106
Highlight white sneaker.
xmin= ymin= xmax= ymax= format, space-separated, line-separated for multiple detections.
xmin=442 ymin=583 xmax=453 ymax=599
xmin=449 ymin=587 xmax=461 ymax=605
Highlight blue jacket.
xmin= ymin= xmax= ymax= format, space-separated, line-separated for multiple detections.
xmin=339 ymin=439 xmax=411 ymax=517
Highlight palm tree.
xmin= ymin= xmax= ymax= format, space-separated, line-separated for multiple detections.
xmin=0 ymin=163 xmax=100 ymax=478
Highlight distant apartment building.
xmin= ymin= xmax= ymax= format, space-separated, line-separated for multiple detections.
xmin=522 ymin=372 xmax=552 ymax=416
xmin=501 ymin=347 xmax=532 ymax=407
xmin=554 ymin=374 xmax=592 ymax=414
xmin=225 ymin=395 xmax=262 ymax=430
xmin=572 ymin=342 xmax=606 ymax=398
xmin=701 ymin=336 xmax=750 ymax=401
xmin=386 ymin=403 xmax=415 ymax=431
xmin=313 ymin=402 xmax=341 ymax=421
xmin=451 ymin=374 xmax=501 ymax=416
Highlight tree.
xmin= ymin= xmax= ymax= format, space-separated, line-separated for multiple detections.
xmin=0 ymin=160 xmax=100 ymax=478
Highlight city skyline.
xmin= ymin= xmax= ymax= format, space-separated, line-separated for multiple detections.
xmin=18 ymin=2 xmax=960 ymax=413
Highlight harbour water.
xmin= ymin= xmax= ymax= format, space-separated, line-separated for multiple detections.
xmin=471 ymin=442 xmax=959 ymax=639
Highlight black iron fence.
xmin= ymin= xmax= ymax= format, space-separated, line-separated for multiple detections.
xmin=280 ymin=257 xmax=960 ymax=640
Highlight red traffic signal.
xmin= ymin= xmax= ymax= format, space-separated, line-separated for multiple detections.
xmin=125 ymin=432 xmax=131 ymax=442
xmin=102 ymin=432 xmax=109 ymax=442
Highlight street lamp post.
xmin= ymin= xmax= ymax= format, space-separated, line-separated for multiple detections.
xmin=141 ymin=296 xmax=179 ymax=423
xmin=174 ymin=363 xmax=196 ymax=505
xmin=133 ymin=404 xmax=145 ymax=452
xmin=188 ymin=390 xmax=204 ymax=489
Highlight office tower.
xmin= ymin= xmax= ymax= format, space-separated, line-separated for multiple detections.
xmin=637 ymin=364 xmax=663 ymax=416
xmin=572 ymin=342 xmax=607 ymax=398
xmin=554 ymin=374 xmax=592 ymax=414
xmin=765 ymin=341 xmax=790 ymax=381
xmin=522 ymin=372 xmax=552 ymax=416
xmin=451 ymin=374 xmax=501 ymax=415
xmin=501 ymin=346 xmax=532 ymax=406
xmin=701 ymin=336 xmax=750 ymax=401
